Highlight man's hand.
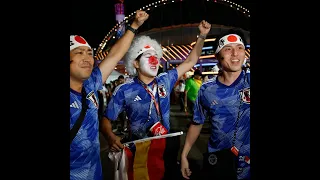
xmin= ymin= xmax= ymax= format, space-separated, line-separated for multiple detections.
xmin=131 ymin=10 xmax=149 ymax=29
xmin=107 ymin=135 xmax=124 ymax=152
xmin=181 ymin=156 xmax=192 ymax=179
xmin=184 ymin=103 xmax=188 ymax=113
xmin=198 ymin=20 xmax=211 ymax=36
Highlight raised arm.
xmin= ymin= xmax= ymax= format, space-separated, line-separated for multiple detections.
xmin=176 ymin=20 xmax=211 ymax=79
xmin=99 ymin=10 xmax=149 ymax=83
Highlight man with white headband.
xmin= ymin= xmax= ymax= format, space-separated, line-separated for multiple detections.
xmin=101 ymin=20 xmax=211 ymax=180
xmin=181 ymin=29 xmax=250 ymax=180
xmin=70 ymin=10 xmax=149 ymax=180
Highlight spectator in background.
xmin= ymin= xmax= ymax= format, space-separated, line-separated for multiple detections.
xmin=184 ymin=69 xmax=202 ymax=115
xmin=118 ymin=75 xmax=125 ymax=84
xmin=202 ymin=74 xmax=209 ymax=83
xmin=111 ymin=79 xmax=120 ymax=92
xmin=211 ymin=64 xmax=220 ymax=81
xmin=174 ymin=79 xmax=186 ymax=112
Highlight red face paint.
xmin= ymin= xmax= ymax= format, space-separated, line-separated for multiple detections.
xmin=148 ymin=56 xmax=158 ymax=65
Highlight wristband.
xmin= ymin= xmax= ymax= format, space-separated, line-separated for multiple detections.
xmin=127 ymin=25 xmax=138 ymax=34
xmin=198 ymin=34 xmax=206 ymax=40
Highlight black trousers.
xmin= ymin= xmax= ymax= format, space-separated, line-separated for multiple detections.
xmin=187 ymin=99 xmax=195 ymax=115
xmin=178 ymin=92 xmax=185 ymax=111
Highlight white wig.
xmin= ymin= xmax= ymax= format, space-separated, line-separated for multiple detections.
xmin=124 ymin=35 xmax=163 ymax=76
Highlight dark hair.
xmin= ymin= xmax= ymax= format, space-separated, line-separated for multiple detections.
xmin=135 ymin=54 xmax=143 ymax=62
xmin=193 ymin=69 xmax=202 ymax=76
xmin=105 ymin=83 xmax=111 ymax=88
xmin=118 ymin=75 xmax=124 ymax=80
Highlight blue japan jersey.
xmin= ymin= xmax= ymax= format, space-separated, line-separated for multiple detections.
xmin=70 ymin=67 xmax=103 ymax=180
xmin=104 ymin=69 xmax=178 ymax=139
xmin=194 ymin=71 xmax=250 ymax=179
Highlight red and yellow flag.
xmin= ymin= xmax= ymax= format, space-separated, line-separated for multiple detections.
xmin=125 ymin=138 xmax=166 ymax=180
xmin=110 ymin=132 xmax=183 ymax=180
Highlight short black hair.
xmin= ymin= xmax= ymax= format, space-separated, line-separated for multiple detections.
xmin=118 ymin=75 xmax=124 ymax=80
xmin=193 ymin=69 xmax=202 ymax=76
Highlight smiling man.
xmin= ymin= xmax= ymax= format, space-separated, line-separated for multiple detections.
xmin=70 ymin=10 xmax=149 ymax=180
xmin=181 ymin=29 xmax=250 ymax=180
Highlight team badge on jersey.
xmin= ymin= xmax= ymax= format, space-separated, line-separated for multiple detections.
xmin=157 ymin=84 xmax=167 ymax=98
xmin=208 ymin=153 xmax=218 ymax=165
xmin=87 ymin=91 xmax=99 ymax=108
xmin=239 ymin=88 xmax=250 ymax=104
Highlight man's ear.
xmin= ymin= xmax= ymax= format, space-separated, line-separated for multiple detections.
xmin=215 ymin=53 xmax=222 ymax=69
xmin=133 ymin=59 xmax=140 ymax=69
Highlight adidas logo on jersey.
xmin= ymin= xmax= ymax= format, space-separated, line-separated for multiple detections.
xmin=133 ymin=95 xmax=142 ymax=102
xmin=70 ymin=101 xmax=79 ymax=109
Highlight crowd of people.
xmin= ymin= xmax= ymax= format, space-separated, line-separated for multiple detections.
xmin=70 ymin=9 xmax=250 ymax=180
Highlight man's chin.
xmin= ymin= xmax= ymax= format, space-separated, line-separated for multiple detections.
xmin=81 ymin=74 xmax=91 ymax=80
xmin=151 ymin=71 xmax=159 ymax=77
xmin=147 ymin=69 xmax=158 ymax=77
xmin=229 ymin=69 xmax=242 ymax=73
xmin=147 ymin=73 xmax=157 ymax=78
xmin=140 ymin=68 xmax=159 ymax=77
xmin=227 ymin=65 xmax=242 ymax=71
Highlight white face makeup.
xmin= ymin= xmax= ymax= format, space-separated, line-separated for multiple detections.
xmin=139 ymin=50 xmax=159 ymax=77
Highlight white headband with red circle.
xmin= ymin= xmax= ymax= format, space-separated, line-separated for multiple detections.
xmin=137 ymin=45 xmax=156 ymax=57
xmin=70 ymin=35 xmax=91 ymax=51
xmin=215 ymin=34 xmax=244 ymax=54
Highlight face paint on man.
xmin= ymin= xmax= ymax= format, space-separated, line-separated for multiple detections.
xmin=139 ymin=50 xmax=159 ymax=77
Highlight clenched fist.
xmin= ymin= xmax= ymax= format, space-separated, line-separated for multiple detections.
xmin=131 ymin=10 xmax=149 ymax=29
xmin=198 ymin=20 xmax=211 ymax=36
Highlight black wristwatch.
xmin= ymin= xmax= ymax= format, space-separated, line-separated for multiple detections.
xmin=127 ymin=25 xmax=138 ymax=34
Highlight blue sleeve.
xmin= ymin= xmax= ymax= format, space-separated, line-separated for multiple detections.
xmin=104 ymin=84 xmax=125 ymax=121
xmin=246 ymin=71 xmax=250 ymax=84
xmin=167 ymin=69 xmax=178 ymax=91
xmin=89 ymin=67 xmax=103 ymax=91
xmin=193 ymin=86 xmax=207 ymax=124
xmin=157 ymin=69 xmax=178 ymax=93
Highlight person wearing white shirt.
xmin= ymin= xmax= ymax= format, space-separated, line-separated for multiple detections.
xmin=175 ymin=79 xmax=186 ymax=111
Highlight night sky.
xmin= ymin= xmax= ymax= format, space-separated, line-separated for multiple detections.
xmin=71 ymin=0 xmax=253 ymax=49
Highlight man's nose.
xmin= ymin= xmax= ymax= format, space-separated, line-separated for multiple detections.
xmin=232 ymin=49 xmax=238 ymax=56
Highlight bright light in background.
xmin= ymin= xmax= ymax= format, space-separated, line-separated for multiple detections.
xmin=202 ymin=46 xmax=213 ymax=50
xmin=95 ymin=0 xmax=250 ymax=60
xmin=194 ymin=63 xmax=217 ymax=67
